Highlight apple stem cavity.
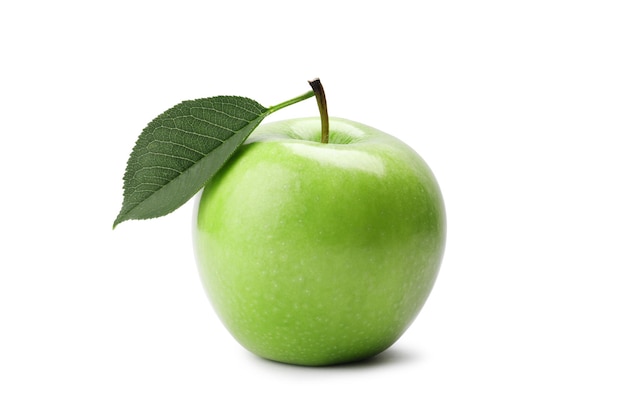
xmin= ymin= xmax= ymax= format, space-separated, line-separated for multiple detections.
xmin=308 ymin=78 xmax=330 ymax=144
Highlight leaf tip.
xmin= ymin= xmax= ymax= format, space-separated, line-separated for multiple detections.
xmin=112 ymin=213 xmax=125 ymax=230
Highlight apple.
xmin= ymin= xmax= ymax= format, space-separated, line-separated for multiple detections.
xmin=192 ymin=116 xmax=446 ymax=366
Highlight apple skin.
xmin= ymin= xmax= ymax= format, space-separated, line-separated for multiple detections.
xmin=193 ymin=117 xmax=445 ymax=366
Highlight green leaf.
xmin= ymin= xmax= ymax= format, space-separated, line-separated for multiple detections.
xmin=113 ymin=96 xmax=269 ymax=228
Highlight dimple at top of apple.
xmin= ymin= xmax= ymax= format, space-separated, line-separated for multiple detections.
xmin=243 ymin=117 xmax=437 ymax=181
xmin=248 ymin=117 xmax=411 ymax=148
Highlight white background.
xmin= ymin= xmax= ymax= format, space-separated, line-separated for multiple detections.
xmin=1 ymin=1 xmax=625 ymax=415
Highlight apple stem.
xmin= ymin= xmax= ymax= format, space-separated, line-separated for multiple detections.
xmin=308 ymin=78 xmax=329 ymax=144
xmin=267 ymin=90 xmax=315 ymax=114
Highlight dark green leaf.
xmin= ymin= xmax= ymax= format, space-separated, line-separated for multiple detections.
xmin=113 ymin=96 xmax=268 ymax=228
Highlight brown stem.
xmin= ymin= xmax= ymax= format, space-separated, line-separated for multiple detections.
xmin=308 ymin=78 xmax=329 ymax=144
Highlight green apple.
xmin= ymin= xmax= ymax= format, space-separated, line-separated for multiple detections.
xmin=193 ymin=117 xmax=446 ymax=366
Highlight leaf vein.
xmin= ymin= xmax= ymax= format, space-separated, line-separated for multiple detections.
xmin=145 ymin=151 xmax=197 ymax=165
xmin=133 ymin=165 xmax=183 ymax=176
xmin=148 ymin=139 xmax=208 ymax=158
xmin=190 ymin=105 xmax=260 ymax=123
xmin=152 ymin=125 xmax=226 ymax=143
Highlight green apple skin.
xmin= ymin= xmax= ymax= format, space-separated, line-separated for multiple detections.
xmin=193 ymin=117 xmax=445 ymax=366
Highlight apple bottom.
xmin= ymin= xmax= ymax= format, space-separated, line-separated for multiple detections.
xmin=194 ymin=222 xmax=440 ymax=366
